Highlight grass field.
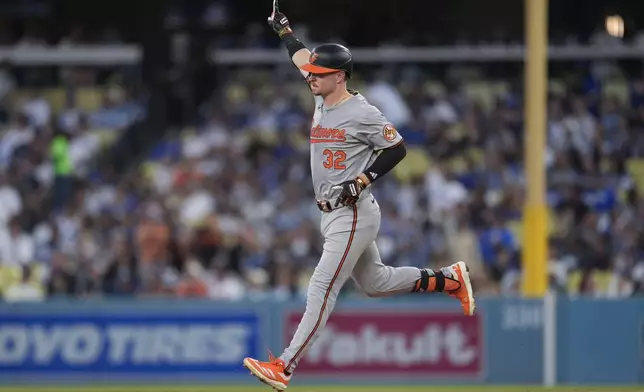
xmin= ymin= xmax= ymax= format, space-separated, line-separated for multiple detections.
xmin=0 ymin=386 xmax=640 ymax=392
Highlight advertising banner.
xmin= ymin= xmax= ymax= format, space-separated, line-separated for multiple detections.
xmin=0 ymin=313 xmax=259 ymax=374
xmin=1 ymin=298 xmax=641 ymax=385
xmin=285 ymin=311 xmax=483 ymax=377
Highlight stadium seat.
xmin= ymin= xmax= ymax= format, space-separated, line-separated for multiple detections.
xmin=464 ymin=82 xmax=505 ymax=111
xmin=93 ymin=128 xmax=120 ymax=149
xmin=225 ymin=83 xmax=248 ymax=104
xmin=468 ymin=147 xmax=485 ymax=166
xmin=567 ymin=270 xmax=582 ymax=295
xmin=423 ymin=81 xmax=446 ymax=97
xmin=447 ymin=155 xmax=468 ymax=174
xmin=592 ymin=270 xmax=613 ymax=295
xmin=393 ymin=146 xmax=430 ymax=183
xmin=289 ymin=132 xmax=308 ymax=151
xmin=140 ymin=162 xmax=156 ymax=182
xmin=548 ymin=79 xmax=567 ymax=96
xmin=567 ymin=269 xmax=613 ymax=296
xmin=603 ymin=79 xmax=629 ymax=105
xmin=0 ymin=266 xmax=13 ymax=295
xmin=0 ymin=265 xmax=45 ymax=296
xmin=626 ymin=159 xmax=644 ymax=191
xmin=296 ymin=85 xmax=313 ymax=107
xmin=255 ymin=129 xmax=279 ymax=146
xmin=7 ymin=88 xmax=32 ymax=108
xmin=547 ymin=208 xmax=557 ymax=236
xmin=41 ymin=87 xmax=67 ymax=113
xmin=509 ymin=220 xmax=523 ymax=247
xmin=76 ymin=87 xmax=104 ymax=112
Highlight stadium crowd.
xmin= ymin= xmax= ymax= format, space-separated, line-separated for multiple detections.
xmin=0 ymin=17 xmax=143 ymax=302
xmin=2 ymin=10 xmax=644 ymax=302
xmin=3 ymin=63 xmax=644 ymax=301
xmin=131 ymin=62 xmax=644 ymax=300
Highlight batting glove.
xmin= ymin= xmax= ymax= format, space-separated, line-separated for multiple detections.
xmin=332 ymin=178 xmax=367 ymax=208
xmin=267 ymin=11 xmax=293 ymax=37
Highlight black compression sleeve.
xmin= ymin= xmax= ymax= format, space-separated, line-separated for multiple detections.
xmin=363 ymin=142 xmax=407 ymax=183
xmin=282 ymin=33 xmax=306 ymax=58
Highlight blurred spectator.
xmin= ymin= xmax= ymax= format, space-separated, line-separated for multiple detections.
xmin=47 ymin=251 xmax=76 ymax=296
xmin=425 ymin=164 xmax=467 ymax=223
xmin=447 ymin=210 xmax=485 ymax=282
xmin=0 ymin=112 xmax=34 ymax=168
xmin=478 ymin=212 xmax=516 ymax=267
xmin=176 ymin=259 xmax=209 ymax=298
xmin=563 ymin=97 xmax=598 ymax=173
xmin=178 ymin=178 xmax=215 ymax=228
xmin=496 ymin=247 xmax=521 ymax=295
xmin=0 ymin=171 xmax=22 ymax=228
xmin=21 ymin=90 xmax=51 ymax=129
xmin=423 ymin=92 xmax=459 ymax=127
xmin=102 ymin=237 xmax=140 ymax=295
xmin=0 ymin=61 xmax=15 ymax=122
xmin=68 ymin=115 xmax=101 ymax=176
xmin=364 ymin=70 xmax=412 ymax=128
xmin=136 ymin=203 xmax=170 ymax=289
xmin=0 ymin=217 xmax=35 ymax=266
xmin=58 ymin=96 xmax=83 ymax=133
xmin=50 ymin=129 xmax=73 ymax=211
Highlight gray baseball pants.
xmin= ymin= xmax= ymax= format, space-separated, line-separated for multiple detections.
xmin=280 ymin=195 xmax=421 ymax=373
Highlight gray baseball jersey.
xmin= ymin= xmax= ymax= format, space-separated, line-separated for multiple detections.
xmin=279 ymin=89 xmax=423 ymax=374
xmin=310 ymin=93 xmax=403 ymax=202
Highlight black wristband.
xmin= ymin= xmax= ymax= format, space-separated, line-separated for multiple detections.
xmin=282 ymin=33 xmax=306 ymax=58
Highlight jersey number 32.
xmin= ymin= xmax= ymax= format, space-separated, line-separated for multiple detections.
xmin=322 ymin=149 xmax=346 ymax=170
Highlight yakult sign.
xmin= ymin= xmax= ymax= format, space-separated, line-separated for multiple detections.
xmin=285 ymin=311 xmax=483 ymax=377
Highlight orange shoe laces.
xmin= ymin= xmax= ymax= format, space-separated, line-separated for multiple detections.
xmin=267 ymin=350 xmax=284 ymax=367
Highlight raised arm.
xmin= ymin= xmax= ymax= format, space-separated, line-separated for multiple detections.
xmin=267 ymin=11 xmax=311 ymax=79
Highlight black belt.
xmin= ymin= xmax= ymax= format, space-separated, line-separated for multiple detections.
xmin=316 ymin=200 xmax=335 ymax=212
xmin=317 ymin=194 xmax=372 ymax=212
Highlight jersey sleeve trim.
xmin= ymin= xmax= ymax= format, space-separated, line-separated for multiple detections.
xmin=383 ymin=139 xmax=404 ymax=149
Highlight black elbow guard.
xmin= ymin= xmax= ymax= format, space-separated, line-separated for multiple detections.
xmin=364 ymin=142 xmax=407 ymax=183
xmin=282 ymin=34 xmax=306 ymax=58
xmin=396 ymin=142 xmax=407 ymax=158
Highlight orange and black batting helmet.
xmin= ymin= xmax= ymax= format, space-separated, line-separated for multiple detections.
xmin=299 ymin=43 xmax=353 ymax=79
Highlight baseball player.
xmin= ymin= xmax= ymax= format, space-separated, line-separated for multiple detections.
xmin=243 ymin=10 xmax=475 ymax=391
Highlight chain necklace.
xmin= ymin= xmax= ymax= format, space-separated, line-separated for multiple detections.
xmin=324 ymin=93 xmax=353 ymax=111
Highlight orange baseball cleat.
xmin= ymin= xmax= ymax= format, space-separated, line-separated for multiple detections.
xmin=446 ymin=261 xmax=476 ymax=316
xmin=243 ymin=351 xmax=291 ymax=391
